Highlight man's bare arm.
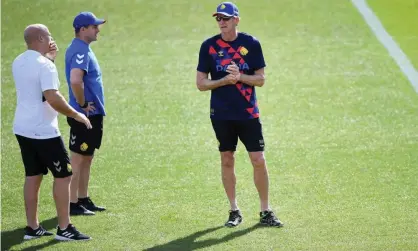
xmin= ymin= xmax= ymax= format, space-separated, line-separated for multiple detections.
xmin=239 ymin=68 xmax=265 ymax=87
xmin=43 ymin=89 xmax=79 ymax=118
xmin=70 ymin=68 xmax=86 ymax=105
xmin=43 ymin=89 xmax=92 ymax=129
xmin=196 ymin=71 xmax=237 ymax=91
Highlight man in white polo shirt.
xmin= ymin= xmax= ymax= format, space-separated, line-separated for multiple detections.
xmin=12 ymin=23 xmax=91 ymax=241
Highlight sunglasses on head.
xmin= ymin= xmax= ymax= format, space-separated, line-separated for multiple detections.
xmin=215 ymin=16 xmax=233 ymax=22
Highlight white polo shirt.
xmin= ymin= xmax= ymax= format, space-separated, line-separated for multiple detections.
xmin=12 ymin=50 xmax=61 ymax=139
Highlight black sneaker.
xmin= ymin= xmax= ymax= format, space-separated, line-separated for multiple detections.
xmin=79 ymin=197 xmax=106 ymax=212
xmin=224 ymin=210 xmax=243 ymax=227
xmin=70 ymin=202 xmax=95 ymax=216
xmin=23 ymin=225 xmax=53 ymax=240
xmin=55 ymin=224 xmax=91 ymax=241
xmin=259 ymin=210 xmax=284 ymax=227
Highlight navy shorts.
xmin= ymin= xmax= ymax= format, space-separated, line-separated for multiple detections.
xmin=211 ymin=118 xmax=265 ymax=152
xmin=16 ymin=135 xmax=72 ymax=178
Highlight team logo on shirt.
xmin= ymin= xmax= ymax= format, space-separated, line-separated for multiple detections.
xmin=67 ymin=164 xmax=72 ymax=172
xmin=218 ymin=51 xmax=224 ymax=57
xmin=80 ymin=142 xmax=89 ymax=151
xmin=76 ymin=54 xmax=85 ymax=64
xmin=239 ymin=47 xmax=248 ymax=56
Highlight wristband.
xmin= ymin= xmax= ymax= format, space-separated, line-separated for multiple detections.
xmin=79 ymin=102 xmax=88 ymax=108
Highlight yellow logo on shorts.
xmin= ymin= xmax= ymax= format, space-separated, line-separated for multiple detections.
xmin=67 ymin=164 xmax=72 ymax=172
xmin=80 ymin=142 xmax=89 ymax=151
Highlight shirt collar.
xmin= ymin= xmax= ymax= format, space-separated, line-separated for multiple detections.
xmin=26 ymin=49 xmax=42 ymax=56
xmin=74 ymin=37 xmax=89 ymax=47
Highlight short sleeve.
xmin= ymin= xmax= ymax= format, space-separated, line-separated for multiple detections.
xmin=40 ymin=61 xmax=60 ymax=91
xmin=70 ymin=52 xmax=90 ymax=72
xmin=197 ymin=40 xmax=211 ymax=73
xmin=250 ymin=38 xmax=266 ymax=71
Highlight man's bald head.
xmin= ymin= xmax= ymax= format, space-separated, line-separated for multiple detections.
xmin=24 ymin=24 xmax=50 ymax=45
xmin=23 ymin=24 xmax=52 ymax=55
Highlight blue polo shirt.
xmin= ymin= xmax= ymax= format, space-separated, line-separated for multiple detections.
xmin=65 ymin=38 xmax=105 ymax=116
xmin=197 ymin=32 xmax=266 ymax=120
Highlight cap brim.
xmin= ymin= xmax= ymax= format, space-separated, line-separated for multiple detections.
xmin=212 ymin=12 xmax=234 ymax=17
xmin=93 ymin=19 xmax=106 ymax=25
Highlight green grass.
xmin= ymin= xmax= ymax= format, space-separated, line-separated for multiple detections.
xmin=368 ymin=0 xmax=418 ymax=70
xmin=2 ymin=0 xmax=418 ymax=250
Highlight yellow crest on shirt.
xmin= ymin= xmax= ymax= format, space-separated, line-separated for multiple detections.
xmin=240 ymin=47 xmax=249 ymax=56
xmin=220 ymin=4 xmax=226 ymax=9
xmin=80 ymin=142 xmax=89 ymax=151
xmin=67 ymin=164 xmax=72 ymax=172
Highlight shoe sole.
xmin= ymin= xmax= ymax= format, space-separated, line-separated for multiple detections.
xmin=55 ymin=235 xmax=92 ymax=241
xmin=87 ymin=208 xmax=106 ymax=212
xmin=259 ymin=222 xmax=284 ymax=227
xmin=23 ymin=234 xmax=53 ymax=240
xmin=24 ymin=235 xmax=40 ymax=240
xmin=70 ymin=211 xmax=95 ymax=216
xmin=225 ymin=218 xmax=243 ymax=227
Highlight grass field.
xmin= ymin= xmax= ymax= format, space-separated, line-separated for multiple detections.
xmin=2 ymin=0 xmax=418 ymax=250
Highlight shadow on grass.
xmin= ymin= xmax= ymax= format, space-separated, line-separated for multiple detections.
xmin=1 ymin=217 xmax=58 ymax=251
xmin=144 ymin=223 xmax=261 ymax=251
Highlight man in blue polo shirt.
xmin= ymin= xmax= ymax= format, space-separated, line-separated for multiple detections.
xmin=65 ymin=11 xmax=106 ymax=216
xmin=196 ymin=2 xmax=284 ymax=227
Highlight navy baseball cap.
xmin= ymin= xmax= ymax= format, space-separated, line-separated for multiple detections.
xmin=73 ymin=11 xmax=106 ymax=30
xmin=212 ymin=2 xmax=239 ymax=17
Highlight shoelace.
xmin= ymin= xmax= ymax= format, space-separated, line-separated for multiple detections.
xmin=86 ymin=198 xmax=95 ymax=205
xmin=262 ymin=212 xmax=276 ymax=222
